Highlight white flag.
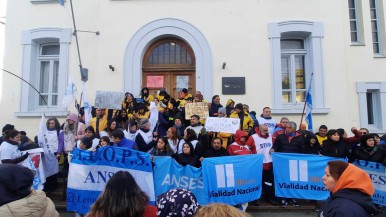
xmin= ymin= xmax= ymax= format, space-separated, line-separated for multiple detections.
xmin=149 ymin=102 xmax=159 ymax=132
xmin=62 ymin=76 xmax=77 ymax=106
xmin=83 ymin=82 xmax=92 ymax=127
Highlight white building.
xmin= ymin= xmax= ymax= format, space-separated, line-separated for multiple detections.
xmin=1 ymin=0 xmax=386 ymax=135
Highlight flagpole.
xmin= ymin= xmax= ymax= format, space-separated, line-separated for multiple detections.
xmin=299 ymin=73 xmax=314 ymax=130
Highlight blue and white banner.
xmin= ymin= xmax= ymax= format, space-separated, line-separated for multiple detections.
xmin=202 ymin=155 xmax=263 ymax=205
xmin=67 ymin=147 xmax=155 ymax=214
xmin=272 ymin=153 xmax=342 ymax=200
xmin=153 ymin=157 xmax=206 ymax=204
xmin=353 ymin=160 xmax=386 ymax=206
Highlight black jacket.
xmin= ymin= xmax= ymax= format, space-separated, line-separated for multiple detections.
xmin=273 ymin=132 xmax=305 ymax=153
xmin=320 ymin=139 xmax=348 ymax=158
xmin=349 ymin=145 xmax=386 ymax=165
xmin=202 ymin=147 xmax=229 ymax=158
xmin=319 ymin=189 xmax=378 ymax=217
xmin=172 ymin=153 xmax=200 ymax=168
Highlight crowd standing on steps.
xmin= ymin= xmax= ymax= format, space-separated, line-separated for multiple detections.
xmin=0 ymin=86 xmax=385 ymax=215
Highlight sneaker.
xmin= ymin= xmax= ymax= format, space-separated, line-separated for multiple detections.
xmin=291 ymin=199 xmax=300 ymax=207
xmin=281 ymin=200 xmax=288 ymax=208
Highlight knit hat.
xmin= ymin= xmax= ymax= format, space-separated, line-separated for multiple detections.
xmin=140 ymin=118 xmax=149 ymax=128
xmin=157 ymin=188 xmax=199 ymax=217
xmin=218 ymin=107 xmax=226 ymax=115
xmin=0 ymin=164 xmax=34 ymax=206
xmin=67 ymin=113 xmax=79 ymax=122
xmin=235 ymin=103 xmax=243 ymax=110
xmin=2 ymin=124 xmax=15 ymax=133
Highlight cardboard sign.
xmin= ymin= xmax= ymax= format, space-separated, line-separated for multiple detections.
xmin=94 ymin=91 xmax=123 ymax=109
xmin=205 ymin=117 xmax=240 ymax=134
xmin=185 ymin=102 xmax=209 ymax=120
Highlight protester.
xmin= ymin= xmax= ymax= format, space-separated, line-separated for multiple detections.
xmin=230 ymin=103 xmax=254 ymax=134
xmin=247 ymin=125 xmax=277 ymax=205
xmin=225 ymin=99 xmax=235 ymax=117
xmin=156 ymin=188 xmax=199 ymax=217
xmin=177 ymin=88 xmax=193 ymax=108
xmin=272 ymin=117 xmax=289 ymax=143
xmin=115 ymin=109 xmax=129 ymax=130
xmin=127 ymin=119 xmax=139 ymax=141
xmin=0 ymin=164 xmax=59 ymax=216
xmin=172 ymin=142 xmax=200 ymax=168
xmin=74 ymin=126 xmax=100 ymax=150
xmin=315 ymin=125 xmax=328 ymax=145
xmin=271 ymin=121 xmax=304 ymax=207
xmin=79 ymin=137 xmax=94 ymax=151
xmin=0 ymin=130 xmax=28 ymax=164
xmin=349 ymin=134 xmax=386 ymax=165
xmin=201 ymin=137 xmax=229 ymax=159
xmin=112 ymin=130 xmax=138 ymax=150
xmin=173 ymin=117 xmax=185 ymax=138
xmin=320 ymin=129 xmax=348 ymax=158
xmin=166 ymin=127 xmax=180 ymax=153
xmin=256 ymin=107 xmax=277 ymax=135
xmin=140 ymin=87 xmax=154 ymax=107
xmin=227 ymin=130 xmax=254 ymax=156
xmin=135 ymin=119 xmax=156 ymax=153
xmin=0 ymin=124 xmax=15 ymax=145
xmin=61 ymin=113 xmax=86 ymax=154
xmin=42 ymin=117 xmax=62 ymax=193
xmin=122 ymin=92 xmax=139 ymax=117
xmin=185 ymin=114 xmax=210 ymax=150
xmin=150 ymin=137 xmax=174 ymax=157
xmin=177 ymin=128 xmax=203 ymax=156
xmin=209 ymin=95 xmax=223 ymax=117
xmin=89 ymin=109 xmax=107 ymax=138
xmin=96 ymin=136 xmax=111 ymax=149
xmin=304 ymin=133 xmax=321 ymax=155
xmin=99 ymin=118 xmax=118 ymax=142
xmin=213 ymin=107 xmax=234 ymax=148
xmin=86 ymin=171 xmax=157 ymax=217
xmin=164 ymin=98 xmax=183 ymax=127
xmin=320 ymin=160 xmax=378 ymax=217
xmin=194 ymin=203 xmax=251 ymax=217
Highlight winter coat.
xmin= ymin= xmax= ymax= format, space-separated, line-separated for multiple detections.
xmin=319 ymin=164 xmax=378 ymax=217
xmin=172 ymin=153 xmax=200 ymax=168
xmin=0 ymin=190 xmax=59 ymax=217
xmin=229 ymin=111 xmax=254 ymax=133
xmin=202 ymin=147 xmax=229 ymax=158
xmin=227 ymin=130 xmax=254 ymax=156
xmin=349 ymin=145 xmax=386 ymax=165
xmin=272 ymin=132 xmax=305 ymax=153
xmin=320 ymin=139 xmax=348 ymax=158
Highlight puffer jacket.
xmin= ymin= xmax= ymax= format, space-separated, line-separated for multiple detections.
xmin=0 ymin=190 xmax=59 ymax=217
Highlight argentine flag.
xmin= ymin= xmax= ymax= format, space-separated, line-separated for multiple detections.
xmin=305 ymin=85 xmax=313 ymax=132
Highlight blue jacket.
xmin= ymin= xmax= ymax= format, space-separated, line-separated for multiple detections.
xmin=319 ymin=189 xmax=378 ymax=217
xmin=114 ymin=138 xmax=138 ymax=150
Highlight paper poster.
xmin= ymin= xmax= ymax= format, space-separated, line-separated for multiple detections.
xmin=146 ymin=76 xmax=164 ymax=88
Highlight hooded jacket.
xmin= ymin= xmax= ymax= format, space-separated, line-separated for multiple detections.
xmin=319 ymin=164 xmax=378 ymax=217
xmin=349 ymin=134 xmax=386 ymax=165
xmin=227 ymin=130 xmax=253 ymax=155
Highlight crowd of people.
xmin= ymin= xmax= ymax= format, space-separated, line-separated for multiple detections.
xmin=0 ymin=87 xmax=385 ymax=216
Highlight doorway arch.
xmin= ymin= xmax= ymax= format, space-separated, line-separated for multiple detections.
xmin=124 ymin=18 xmax=212 ymax=97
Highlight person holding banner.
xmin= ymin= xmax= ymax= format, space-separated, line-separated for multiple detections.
xmin=320 ymin=129 xmax=348 ymax=159
xmin=349 ymin=134 xmax=386 ymax=165
xmin=150 ymin=137 xmax=174 ymax=157
xmin=171 ymin=142 xmax=200 ymax=168
xmin=320 ymin=160 xmax=378 ymax=217
xmin=247 ymin=125 xmax=277 ymax=205
xmin=86 ymin=171 xmax=157 ymax=217
xmin=0 ymin=130 xmax=29 ymax=164
xmin=230 ymin=103 xmax=254 ymax=134
xmin=201 ymin=137 xmax=229 ymax=159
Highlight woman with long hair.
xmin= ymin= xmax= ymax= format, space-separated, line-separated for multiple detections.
xmin=349 ymin=134 xmax=386 ymax=165
xmin=150 ymin=137 xmax=174 ymax=157
xmin=166 ymin=127 xmax=180 ymax=153
xmin=319 ymin=161 xmax=378 ymax=216
xmin=122 ymin=92 xmax=138 ymax=118
xmin=86 ymin=171 xmax=157 ymax=217
xmin=77 ymin=126 xmax=100 ymax=150
xmin=209 ymin=95 xmax=223 ymax=117
xmin=140 ymin=87 xmax=154 ymax=107
xmin=114 ymin=110 xmax=129 ymax=130
xmin=100 ymin=118 xmax=118 ymax=142
xmin=43 ymin=117 xmax=63 ymax=192
xmin=171 ymin=142 xmax=200 ymax=168
xmin=176 ymin=129 xmax=203 ymax=156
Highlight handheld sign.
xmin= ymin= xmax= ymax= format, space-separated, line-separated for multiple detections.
xmin=205 ymin=117 xmax=240 ymax=134
xmin=94 ymin=91 xmax=124 ymax=109
xmin=185 ymin=102 xmax=209 ymax=120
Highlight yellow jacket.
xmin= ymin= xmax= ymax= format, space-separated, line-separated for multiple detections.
xmin=229 ymin=111 xmax=253 ymax=133
xmin=89 ymin=117 xmax=107 ymax=134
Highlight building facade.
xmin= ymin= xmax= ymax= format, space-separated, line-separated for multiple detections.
xmin=1 ymin=0 xmax=386 ymax=135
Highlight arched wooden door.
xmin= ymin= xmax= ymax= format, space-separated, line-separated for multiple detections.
xmin=142 ymin=38 xmax=196 ymax=99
